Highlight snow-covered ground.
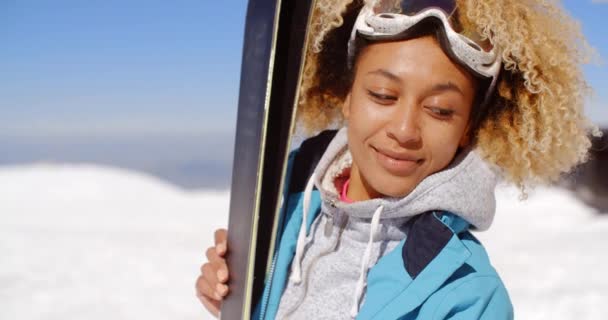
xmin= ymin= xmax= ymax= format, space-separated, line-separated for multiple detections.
xmin=1 ymin=164 xmax=607 ymax=319
xmin=0 ymin=164 xmax=228 ymax=320
xmin=477 ymin=186 xmax=608 ymax=320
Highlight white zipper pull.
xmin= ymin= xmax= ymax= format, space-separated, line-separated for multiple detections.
xmin=330 ymin=199 xmax=337 ymax=208
xmin=324 ymin=215 xmax=333 ymax=237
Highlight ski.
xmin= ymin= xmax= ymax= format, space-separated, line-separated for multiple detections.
xmin=221 ymin=0 xmax=314 ymax=318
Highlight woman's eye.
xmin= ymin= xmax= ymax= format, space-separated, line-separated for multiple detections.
xmin=426 ymin=107 xmax=454 ymax=118
xmin=367 ymin=90 xmax=397 ymax=104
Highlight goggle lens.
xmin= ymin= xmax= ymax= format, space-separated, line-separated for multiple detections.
xmin=372 ymin=0 xmax=456 ymax=16
xmin=371 ymin=0 xmax=492 ymax=52
xmin=398 ymin=0 xmax=456 ymax=16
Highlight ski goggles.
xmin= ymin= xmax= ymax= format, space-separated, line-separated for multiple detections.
xmin=347 ymin=0 xmax=502 ymax=103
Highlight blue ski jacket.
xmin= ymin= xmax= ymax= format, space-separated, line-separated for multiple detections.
xmin=252 ymin=131 xmax=514 ymax=320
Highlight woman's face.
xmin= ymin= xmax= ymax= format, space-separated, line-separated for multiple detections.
xmin=343 ymin=35 xmax=477 ymax=200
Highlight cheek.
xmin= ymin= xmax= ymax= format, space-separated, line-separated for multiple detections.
xmin=349 ymin=112 xmax=379 ymax=140
xmin=421 ymin=120 xmax=467 ymax=168
xmin=346 ymin=100 xmax=390 ymax=170
xmin=348 ymin=96 xmax=392 ymax=135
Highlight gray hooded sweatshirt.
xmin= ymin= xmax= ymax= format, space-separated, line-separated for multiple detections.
xmin=275 ymin=127 xmax=498 ymax=319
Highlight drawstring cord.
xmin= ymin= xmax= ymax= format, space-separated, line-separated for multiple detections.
xmin=290 ymin=173 xmax=316 ymax=284
xmin=350 ymin=205 xmax=384 ymax=318
xmin=289 ymin=172 xmax=384 ymax=318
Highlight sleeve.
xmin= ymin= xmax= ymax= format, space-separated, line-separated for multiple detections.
xmin=431 ymin=276 xmax=514 ymax=320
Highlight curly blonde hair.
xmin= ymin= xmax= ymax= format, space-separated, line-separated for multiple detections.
xmin=296 ymin=0 xmax=599 ymax=188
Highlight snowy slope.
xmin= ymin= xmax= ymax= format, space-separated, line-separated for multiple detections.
xmin=1 ymin=164 xmax=607 ymax=319
xmin=477 ymin=186 xmax=608 ymax=320
xmin=0 ymin=164 xmax=228 ymax=320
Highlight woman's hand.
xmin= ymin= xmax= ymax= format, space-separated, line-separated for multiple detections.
xmin=196 ymin=228 xmax=230 ymax=318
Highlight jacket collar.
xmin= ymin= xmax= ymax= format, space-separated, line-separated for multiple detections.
xmin=356 ymin=212 xmax=472 ymax=318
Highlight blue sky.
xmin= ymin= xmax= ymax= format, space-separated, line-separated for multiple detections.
xmin=563 ymin=0 xmax=608 ymax=123
xmin=0 ymin=0 xmax=606 ymax=188
xmin=1 ymin=0 xmax=246 ymax=139
xmin=0 ymin=0 xmax=248 ymax=188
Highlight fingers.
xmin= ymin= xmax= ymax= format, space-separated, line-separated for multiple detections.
xmin=214 ymin=228 xmax=228 ymax=256
xmin=197 ymin=228 xmax=230 ymax=317
xmin=196 ymin=268 xmax=229 ymax=301
xmin=196 ymin=275 xmax=221 ymax=317
xmin=200 ymin=262 xmax=230 ymax=299
xmin=205 ymin=247 xmax=229 ymax=283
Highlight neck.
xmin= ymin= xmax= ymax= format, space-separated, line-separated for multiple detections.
xmin=347 ymin=163 xmax=382 ymax=201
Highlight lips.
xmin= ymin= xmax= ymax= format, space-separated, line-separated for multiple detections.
xmin=372 ymin=146 xmax=423 ymax=176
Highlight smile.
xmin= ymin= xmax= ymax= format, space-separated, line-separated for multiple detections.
xmin=372 ymin=146 xmax=423 ymax=176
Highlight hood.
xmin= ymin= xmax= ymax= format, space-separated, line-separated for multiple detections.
xmin=313 ymin=127 xmax=498 ymax=231
xmin=287 ymin=127 xmax=499 ymax=318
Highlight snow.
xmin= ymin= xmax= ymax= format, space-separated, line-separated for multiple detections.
xmin=0 ymin=164 xmax=228 ymax=320
xmin=476 ymin=186 xmax=608 ymax=320
xmin=1 ymin=164 xmax=607 ymax=319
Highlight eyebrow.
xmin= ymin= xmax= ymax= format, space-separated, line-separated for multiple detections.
xmin=367 ymin=69 xmax=402 ymax=83
xmin=430 ymin=82 xmax=464 ymax=97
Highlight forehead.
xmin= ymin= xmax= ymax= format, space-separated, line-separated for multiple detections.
xmin=355 ymin=36 xmax=475 ymax=85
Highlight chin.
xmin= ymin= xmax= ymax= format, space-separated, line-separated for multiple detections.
xmin=381 ymin=188 xmax=416 ymax=198
xmin=372 ymin=176 xmax=418 ymax=198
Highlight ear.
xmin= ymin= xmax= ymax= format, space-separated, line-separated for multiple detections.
xmin=342 ymin=93 xmax=351 ymax=120
xmin=459 ymin=123 xmax=472 ymax=148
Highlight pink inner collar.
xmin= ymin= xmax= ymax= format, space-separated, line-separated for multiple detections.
xmin=340 ymin=179 xmax=353 ymax=203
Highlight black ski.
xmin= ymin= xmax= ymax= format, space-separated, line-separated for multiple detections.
xmin=222 ymin=0 xmax=314 ymax=318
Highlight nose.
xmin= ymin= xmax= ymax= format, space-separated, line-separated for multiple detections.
xmin=385 ymin=102 xmax=422 ymax=147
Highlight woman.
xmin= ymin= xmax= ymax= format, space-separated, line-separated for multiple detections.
xmin=196 ymin=0 xmax=596 ymax=319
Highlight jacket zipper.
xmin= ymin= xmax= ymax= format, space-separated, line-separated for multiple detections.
xmin=258 ymin=252 xmax=278 ymax=320
xmin=260 ymin=195 xmax=338 ymax=319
